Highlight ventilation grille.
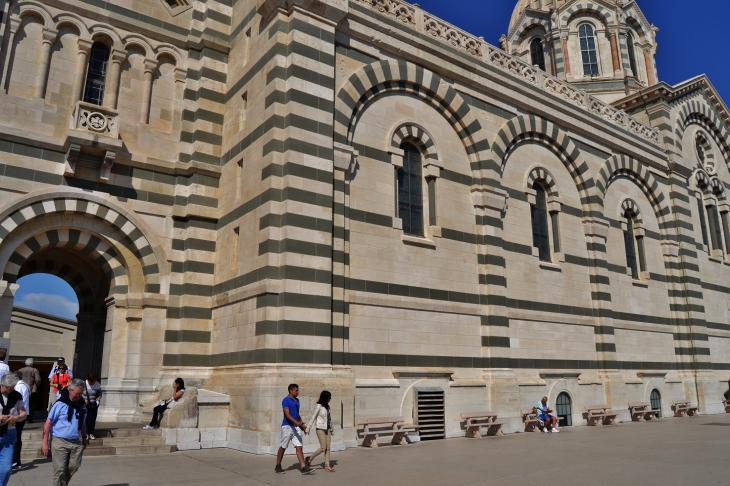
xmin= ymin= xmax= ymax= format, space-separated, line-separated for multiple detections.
xmin=415 ymin=388 xmax=445 ymax=440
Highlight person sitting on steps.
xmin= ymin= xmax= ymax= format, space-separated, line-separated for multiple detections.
xmin=143 ymin=378 xmax=184 ymax=430
xmin=534 ymin=396 xmax=560 ymax=433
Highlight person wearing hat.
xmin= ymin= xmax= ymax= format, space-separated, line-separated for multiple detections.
xmin=48 ymin=363 xmax=71 ymax=412
xmin=48 ymin=358 xmax=73 ymax=380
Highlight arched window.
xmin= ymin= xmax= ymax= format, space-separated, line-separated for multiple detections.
xmin=623 ymin=212 xmax=646 ymax=279
xmin=650 ymin=389 xmax=662 ymax=418
xmin=531 ymin=182 xmax=551 ymax=262
xmin=83 ymin=42 xmax=110 ymax=106
xmin=397 ymin=142 xmax=424 ymax=237
xmin=555 ymin=392 xmax=572 ymax=427
xmin=696 ymin=138 xmax=706 ymax=166
xmin=530 ymin=38 xmax=546 ymax=71
xmin=626 ymin=33 xmax=638 ymax=77
xmin=578 ymin=24 xmax=599 ymax=76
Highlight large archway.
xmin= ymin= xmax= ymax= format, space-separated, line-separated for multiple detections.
xmin=0 ymin=189 xmax=167 ymax=420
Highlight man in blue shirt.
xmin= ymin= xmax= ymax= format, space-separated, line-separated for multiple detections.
xmin=41 ymin=378 xmax=88 ymax=486
xmin=275 ymin=384 xmax=313 ymax=475
xmin=535 ymin=396 xmax=560 ymax=433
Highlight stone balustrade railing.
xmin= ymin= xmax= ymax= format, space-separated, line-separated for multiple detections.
xmin=352 ymin=0 xmax=661 ymax=145
xmin=71 ymin=101 xmax=120 ymax=139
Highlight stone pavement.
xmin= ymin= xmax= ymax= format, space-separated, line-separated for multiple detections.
xmin=10 ymin=413 xmax=730 ymax=486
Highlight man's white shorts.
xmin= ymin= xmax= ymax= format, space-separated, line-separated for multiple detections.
xmin=280 ymin=425 xmax=304 ymax=449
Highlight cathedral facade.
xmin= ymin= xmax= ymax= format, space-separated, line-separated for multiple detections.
xmin=1 ymin=0 xmax=729 ymax=452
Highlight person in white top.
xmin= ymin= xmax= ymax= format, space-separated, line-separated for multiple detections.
xmin=0 ymin=374 xmax=27 ymax=486
xmin=304 ymin=390 xmax=335 ymax=472
xmin=11 ymin=372 xmax=29 ymax=470
xmin=0 ymin=350 xmax=9 ymax=381
xmin=143 ymin=378 xmax=184 ymax=430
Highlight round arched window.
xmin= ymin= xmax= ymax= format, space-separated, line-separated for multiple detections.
xmin=578 ymin=24 xmax=599 ymax=76
xmin=555 ymin=392 xmax=572 ymax=426
xmin=650 ymin=389 xmax=662 ymax=418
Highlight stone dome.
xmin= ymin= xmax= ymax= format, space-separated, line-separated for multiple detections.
xmin=509 ymin=0 xmax=602 ymax=32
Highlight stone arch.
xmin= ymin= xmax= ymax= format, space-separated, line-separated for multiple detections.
xmin=525 ymin=166 xmax=559 ymax=198
xmin=19 ymin=255 xmax=97 ymax=312
xmin=389 ymin=123 xmax=440 ymax=162
xmin=122 ymin=34 xmax=154 ymax=59
xmin=154 ymin=44 xmax=183 ymax=68
xmin=512 ymin=19 xmax=549 ymax=52
xmin=334 ymin=60 xmax=490 ymax=184
xmin=620 ymin=198 xmax=643 ymax=225
xmin=561 ymin=4 xmax=612 ymax=30
xmin=675 ymin=101 xmax=730 ymax=166
xmin=87 ymin=24 xmax=123 ymax=49
xmin=0 ymin=190 xmax=167 ymax=293
xmin=489 ymin=114 xmax=593 ymax=210
xmin=53 ymin=12 xmax=89 ymax=38
xmin=625 ymin=16 xmax=650 ymax=45
xmin=5 ymin=228 xmax=130 ymax=295
xmin=695 ymin=131 xmax=716 ymax=172
xmin=10 ymin=0 xmax=53 ymax=27
xmin=595 ymin=154 xmax=671 ymax=230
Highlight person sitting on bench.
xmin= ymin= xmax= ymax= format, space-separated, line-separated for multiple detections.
xmin=535 ymin=396 xmax=560 ymax=433
xmin=724 ymin=379 xmax=730 ymax=402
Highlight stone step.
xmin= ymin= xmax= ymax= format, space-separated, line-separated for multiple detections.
xmin=26 ymin=427 xmax=161 ymax=441
xmin=24 ymin=436 xmax=167 ymax=448
xmin=21 ymin=444 xmax=176 ymax=461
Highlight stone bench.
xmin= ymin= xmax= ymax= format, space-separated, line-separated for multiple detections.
xmin=584 ymin=404 xmax=617 ymax=426
xmin=521 ymin=408 xmax=542 ymax=433
xmin=671 ymin=400 xmax=699 ymax=418
xmin=356 ymin=416 xmax=418 ymax=448
xmin=628 ymin=401 xmax=659 ymax=422
xmin=460 ymin=411 xmax=504 ymax=438
xmin=723 ymin=399 xmax=730 ymax=413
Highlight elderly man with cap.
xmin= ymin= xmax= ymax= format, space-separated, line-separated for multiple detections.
xmin=42 ymin=378 xmax=88 ymax=486
xmin=18 ymin=358 xmax=40 ymax=423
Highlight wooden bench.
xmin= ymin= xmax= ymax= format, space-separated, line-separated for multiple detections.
xmin=356 ymin=416 xmax=418 ymax=448
xmin=584 ymin=404 xmax=618 ymax=426
xmin=723 ymin=398 xmax=730 ymax=413
xmin=521 ymin=408 xmax=542 ymax=433
xmin=628 ymin=402 xmax=659 ymax=422
xmin=460 ymin=411 xmax=504 ymax=438
xmin=671 ymin=400 xmax=699 ymax=418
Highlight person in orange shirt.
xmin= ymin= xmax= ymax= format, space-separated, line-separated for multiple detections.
xmin=48 ymin=364 xmax=71 ymax=411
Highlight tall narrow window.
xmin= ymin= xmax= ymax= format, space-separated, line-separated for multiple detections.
xmin=531 ymin=182 xmax=551 ymax=262
xmin=232 ymin=227 xmax=239 ymax=270
xmin=397 ymin=143 xmax=424 ymax=236
xmin=83 ymin=42 xmax=110 ymax=106
xmin=697 ymin=198 xmax=709 ymax=247
xmin=578 ymin=24 xmax=599 ymax=76
xmin=550 ymin=212 xmax=560 ymax=253
xmin=706 ymin=204 xmax=723 ymax=251
xmin=239 ymin=92 xmax=247 ymax=132
xmin=236 ymin=160 xmax=243 ymax=201
xmin=243 ymin=28 xmax=252 ymax=66
xmin=722 ymin=211 xmax=730 ymax=254
xmin=624 ymin=213 xmax=638 ymax=279
xmin=427 ymin=178 xmax=437 ymax=226
xmin=696 ymin=138 xmax=706 ymax=166
xmin=626 ymin=33 xmax=638 ymax=77
xmin=530 ymin=38 xmax=546 ymax=71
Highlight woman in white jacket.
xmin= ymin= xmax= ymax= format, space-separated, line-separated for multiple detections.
xmin=305 ymin=390 xmax=335 ymax=472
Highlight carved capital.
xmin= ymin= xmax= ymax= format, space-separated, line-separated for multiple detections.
xmin=41 ymin=28 xmax=59 ymax=44
xmin=100 ymin=150 xmax=116 ymax=183
xmin=143 ymin=58 xmax=159 ymax=74
xmin=257 ymin=0 xmax=348 ymax=23
xmin=64 ymin=143 xmax=81 ymax=177
xmin=174 ymin=67 xmax=186 ymax=83
xmin=0 ymin=281 xmax=19 ymax=298
xmin=77 ymin=38 xmax=93 ymax=55
xmin=110 ymin=49 xmax=128 ymax=64
xmin=8 ymin=18 xmax=21 ymax=35
xmin=333 ymin=142 xmax=358 ymax=174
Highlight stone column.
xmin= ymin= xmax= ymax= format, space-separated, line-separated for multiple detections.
xmin=0 ymin=18 xmax=20 ymax=92
xmin=139 ymin=58 xmax=158 ymax=124
xmin=0 ymin=281 xmax=19 ymax=337
xmin=34 ymin=27 xmax=58 ymax=99
xmin=103 ymin=48 xmax=127 ymax=109
xmin=643 ymin=49 xmax=656 ymax=86
xmin=609 ymin=32 xmax=621 ymax=73
xmin=561 ymin=34 xmax=571 ymax=76
xmin=72 ymin=38 xmax=93 ymax=105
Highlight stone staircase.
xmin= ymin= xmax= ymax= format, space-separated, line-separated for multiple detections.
xmin=22 ymin=425 xmax=177 ymax=461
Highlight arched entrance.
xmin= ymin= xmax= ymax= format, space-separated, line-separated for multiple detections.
xmin=555 ymin=392 xmax=572 ymax=427
xmin=650 ymin=389 xmax=662 ymax=418
xmin=0 ymin=190 xmax=167 ymax=421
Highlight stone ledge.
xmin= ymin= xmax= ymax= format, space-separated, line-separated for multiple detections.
xmin=212 ymin=279 xmax=281 ymax=309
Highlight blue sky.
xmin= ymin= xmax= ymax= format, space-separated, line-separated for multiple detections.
xmin=413 ymin=0 xmax=729 ymax=101
xmin=15 ymin=273 xmax=79 ymax=320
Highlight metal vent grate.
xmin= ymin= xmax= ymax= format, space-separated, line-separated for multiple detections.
xmin=415 ymin=388 xmax=445 ymax=440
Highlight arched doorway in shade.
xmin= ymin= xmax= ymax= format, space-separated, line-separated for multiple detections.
xmin=555 ymin=392 xmax=573 ymax=427
xmin=650 ymin=389 xmax=662 ymax=418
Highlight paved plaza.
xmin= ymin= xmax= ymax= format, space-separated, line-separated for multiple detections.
xmin=10 ymin=413 xmax=730 ymax=486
